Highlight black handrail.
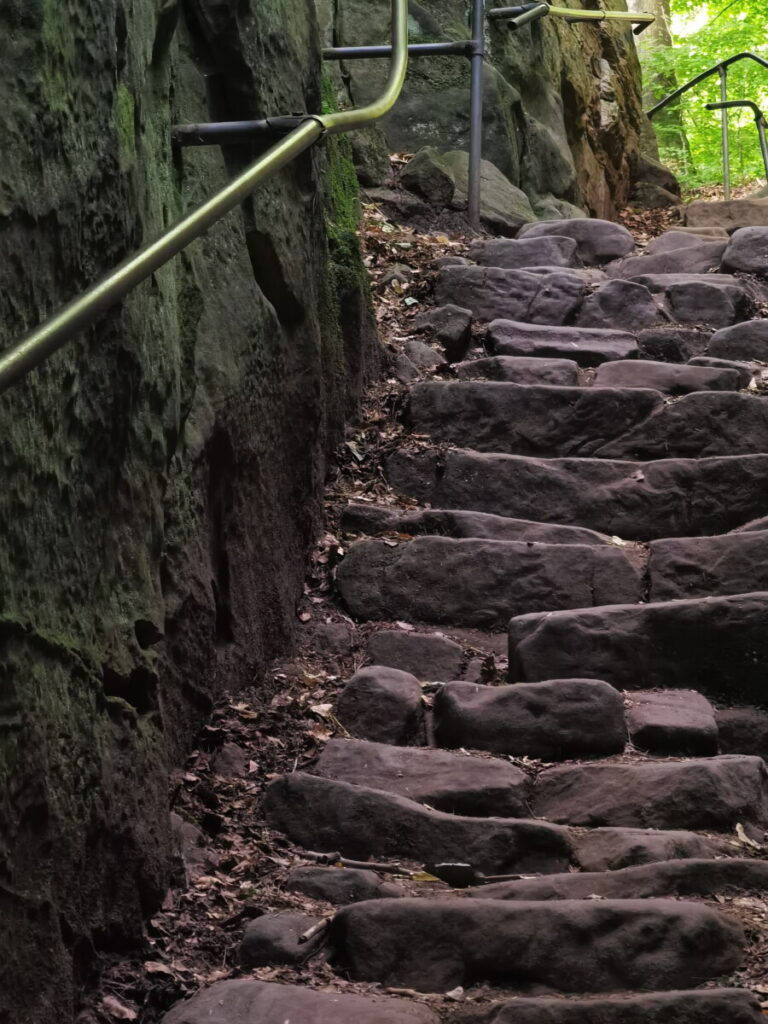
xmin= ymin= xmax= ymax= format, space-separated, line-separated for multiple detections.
xmin=647 ymin=51 xmax=768 ymax=119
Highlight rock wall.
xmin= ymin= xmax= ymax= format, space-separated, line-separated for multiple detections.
xmin=0 ymin=2 xmax=378 ymax=1021
xmin=328 ymin=0 xmax=653 ymax=219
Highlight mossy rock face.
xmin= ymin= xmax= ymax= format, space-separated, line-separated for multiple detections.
xmin=333 ymin=0 xmax=651 ymax=218
xmin=0 ymin=2 xmax=377 ymax=1021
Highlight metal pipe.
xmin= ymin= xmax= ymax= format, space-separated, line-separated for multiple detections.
xmin=488 ymin=4 xmax=653 ymax=28
xmin=489 ymin=4 xmax=548 ymax=29
xmin=0 ymin=0 xmax=409 ymax=393
xmin=706 ymin=99 xmax=768 ymax=183
xmin=171 ymin=115 xmax=307 ymax=147
xmin=719 ymin=66 xmax=731 ymax=201
xmin=323 ymin=41 xmax=471 ymax=60
xmin=647 ymin=51 xmax=768 ymax=120
xmin=468 ymin=0 xmax=486 ymax=230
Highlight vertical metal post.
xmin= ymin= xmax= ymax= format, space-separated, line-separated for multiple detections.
xmin=756 ymin=114 xmax=768 ymax=184
xmin=468 ymin=0 xmax=486 ymax=231
xmin=719 ymin=65 xmax=731 ymax=201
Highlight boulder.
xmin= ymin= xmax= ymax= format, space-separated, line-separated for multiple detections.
xmin=329 ymin=897 xmax=743 ymax=993
xmin=576 ymin=279 xmax=659 ymax=331
xmin=367 ymin=630 xmax=463 ymax=682
xmin=629 ymin=182 xmax=680 ymax=209
xmin=335 ymin=666 xmax=424 ymax=745
xmin=533 ymin=756 xmax=768 ymax=832
xmin=240 ymin=912 xmax=322 ymax=967
xmin=708 ymin=319 xmax=768 ymax=360
xmin=394 ymin=353 xmax=421 ymax=383
xmin=264 ymin=773 xmax=573 ymax=874
xmin=285 ymin=866 xmax=406 ymax=905
xmin=312 ymin=738 xmax=532 ymax=817
xmin=162 ymin=979 xmax=440 ymax=1024
xmin=442 ymin=149 xmax=537 ymax=234
xmin=625 ymin=690 xmax=718 ymax=756
xmin=637 ymin=326 xmax=712 ymax=362
xmin=434 ymin=679 xmax=626 ymax=759
xmin=403 ymin=339 xmax=442 ymax=370
xmin=455 ymin=355 xmax=579 ymax=385
xmin=436 ymin=266 xmax=585 ymax=324
xmin=400 ymin=147 xmax=454 ymax=206
xmin=337 ymin=536 xmax=641 ymax=627
xmin=721 ymin=226 xmax=768 ymax=273
xmin=487 ymin=319 xmax=638 ymax=366
xmin=412 ymin=304 xmax=473 ymax=363
xmin=518 ymin=219 xmax=636 ymax=265
xmin=508 ymin=592 xmax=768 ymax=700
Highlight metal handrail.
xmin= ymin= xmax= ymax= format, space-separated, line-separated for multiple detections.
xmin=489 ymin=4 xmax=655 ymax=34
xmin=647 ymin=51 xmax=768 ymax=200
xmin=0 ymin=0 xmax=409 ymax=395
xmin=706 ymin=99 xmax=768 ymax=182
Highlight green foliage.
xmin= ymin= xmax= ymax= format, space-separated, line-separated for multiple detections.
xmin=642 ymin=0 xmax=768 ymax=187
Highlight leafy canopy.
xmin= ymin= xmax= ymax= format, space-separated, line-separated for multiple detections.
xmin=643 ymin=0 xmax=768 ymax=186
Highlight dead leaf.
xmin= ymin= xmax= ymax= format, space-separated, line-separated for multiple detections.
xmin=101 ymin=995 xmax=138 ymax=1021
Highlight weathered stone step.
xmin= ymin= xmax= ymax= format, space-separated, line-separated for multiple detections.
xmin=533 ymin=756 xmax=768 ymax=833
xmin=487 ymin=318 xmax=638 ymax=365
xmin=593 ymin=358 xmax=742 ymax=394
xmin=337 ymin=536 xmax=641 ymax=628
xmin=162 ymin=979 xmax=440 ymax=1024
xmin=433 ymin=679 xmax=626 ymax=760
xmin=311 ymin=738 xmax=533 ymax=818
xmin=625 ymin=690 xmax=718 ymax=756
xmin=264 ymin=773 xmax=573 ymax=874
xmin=648 ymin=530 xmax=768 ymax=602
xmin=459 ymin=990 xmax=763 ymax=1023
xmin=474 ymin=858 xmax=768 ymax=902
xmin=709 ymin=319 xmax=768 ymax=360
xmin=436 ymin=265 xmax=585 ymax=324
xmin=572 ymin=827 xmax=727 ymax=871
xmin=328 ymin=898 xmax=743 ymax=993
xmin=608 ymin=240 xmax=726 ymax=278
xmin=341 ymin=504 xmax=614 ymax=545
xmin=626 ymin=273 xmax=757 ymax=328
xmin=455 ymin=354 xmax=579 ymax=385
xmin=508 ymin=591 xmax=768 ymax=700
xmin=407 ymin=382 xmax=768 ymax=459
xmin=468 ymin=235 xmax=581 ymax=270
xmin=387 ymin=448 xmax=768 ymax=540
xmin=517 ymin=218 xmax=636 ymax=265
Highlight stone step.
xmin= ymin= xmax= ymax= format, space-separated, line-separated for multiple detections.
xmin=508 ymin=591 xmax=768 ymax=700
xmin=487 ymin=318 xmax=638 ymax=365
xmin=637 ymin=326 xmax=712 ymax=362
xmin=311 ymin=738 xmax=533 ymax=818
xmin=648 ymin=228 xmax=729 ymax=252
xmin=336 ymin=536 xmax=641 ymax=628
xmin=461 ymin=991 xmax=763 ymax=1024
xmin=387 ymin=448 xmax=768 ymax=540
xmin=455 ymin=354 xmax=580 ymax=385
xmin=366 ymin=630 xmax=464 ymax=681
xmin=648 ymin=530 xmax=768 ymax=602
xmin=709 ymin=319 xmax=768 ymax=361
xmin=264 ymin=773 xmax=573 ymax=874
xmin=593 ymin=358 xmax=742 ymax=394
xmin=575 ymin=279 xmax=660 ymax=332
xmin=436 ymin=265 xmax=585 ymax=324
xmin=468 ymin=235 xmax=581 ymax=270
xmin=572 ymin=827 xmax=727 ymax=871
xmin=407 ymin=382 xmax=768 ymax=459
xmin=433 ymin=679 xmax=626 ymax=760
xmin=517 ymin=218 xmax=636 ymax=265
xmin=626 ymin=273 xmax=757 ymax=329
xmin=162 ymin=979 xmax=440 ymax=1024
xmin=341 ymin=504 xmax=614 ymax=545
xmin=328 ymin=897 xmax=743 ymax=993
xmin=625 ymin=690 xmax=718 ymax=756
xmin=608 ymin=241 xmax=726 ymax=279
xmin=689 ymin=354 xmax=754 ymax=386
xmin=532 ymin=756 xmax=768 ymax=833
xmin=475 ymin=857 xmax=768 ymax=901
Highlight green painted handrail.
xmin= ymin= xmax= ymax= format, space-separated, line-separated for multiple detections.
xmin=0 ymin=0 xmax=409 ymax=395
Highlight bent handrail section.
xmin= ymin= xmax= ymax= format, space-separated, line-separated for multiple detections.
xmin=647 ymin=52 xmax=768 ymax=119
xmin=488 ymin=4 xmax=654 ymax=34
xmin=0 ymin=0 xmax=409 ymax=395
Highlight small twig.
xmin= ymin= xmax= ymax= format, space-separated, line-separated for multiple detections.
xmin=302 ymin=850 xmax=409 ymax=875
xmin=299 ymin=914 xmax=334 ymax=944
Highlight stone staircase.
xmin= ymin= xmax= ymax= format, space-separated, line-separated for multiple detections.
xmin=163 ymin=218 xmax=768 ymax=1022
